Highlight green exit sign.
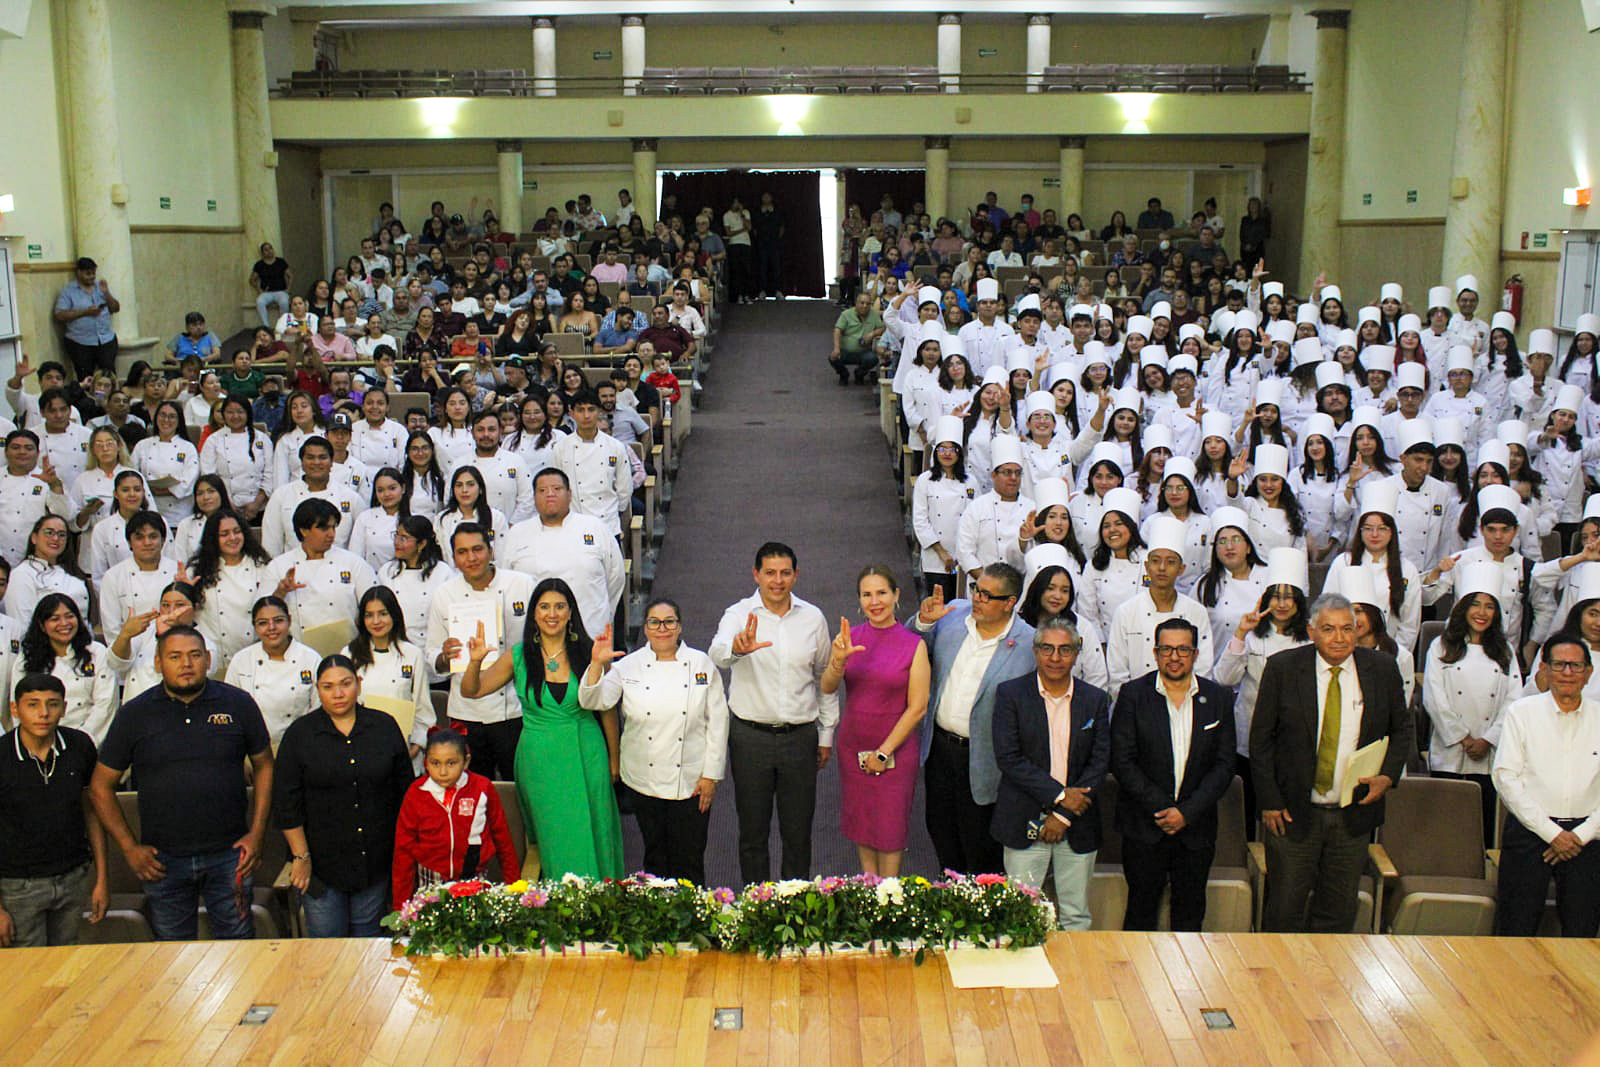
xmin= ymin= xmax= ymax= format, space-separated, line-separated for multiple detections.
xmin=1405 ymin=189 xmax=1418 ymax=204
xmin=977 ymin=47 xmax=998 ymax=58
xmin=26 ymin=244 xmax=41 ymax=260
xmin=523 ymin=180 xmax=538 ymax=191
xmin=158 ymin=196 xmax=171 ymax=210
xmin=1361 ymin=192 xmax=1372 ymax=206
xmin=1533 ymin=232 xmax=1549 ymax=249
xmin=206 ymin=199 xmax=217 ymax=212
xmin=592 ymin=50 xmax=612 ymax=61
xmin=1042 ymin=177 xmax=1060 ymax=188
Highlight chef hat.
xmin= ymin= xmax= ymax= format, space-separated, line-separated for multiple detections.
xmin=1357 ymin=306 xmax=1381 ymax=327
xmin=1088 ymin=441 xmax=1124 ymax=472
xmin=1095 ymin=303 xmax=1115 ymax=323
xmin=1015 ymin=294 xmax=1042 ymax=318
xmin=1427 ymin=285 xmax=1452 ymax=311
xmin=1577 ymin=313 xmax=1600 ymax=338
xmin=1148 ymin=301 xmax=1172 ymax=322
xmin=1359 ymin=478 xmax=1400 ymax=521
xmin=1301 ymin=411 xmax=1337 ymax=447
xmin=1232 ymin=309 xmax=1260 ymax=334
xmin=1446 ymin=347 xmax=1475 ymax=375
xmin=1006 ymin=349 xmax=1034 ymax=376
xmin=1455 ymin=562 xmax=1504 ymax=604
xmin=1296 ymin=303 xmax=1320 ymax=326
xmin=1475 ymin=438 xmax=1511 ymax=471
xmin=1022 ymin=543 xmax=1074 ymax=592
xmin=975 ymin=277 xmax=1000 ymax=302
xmin=1363 ymin=345 xmax=1396 ymax=375
xmin=1046 ymin=362 xmax=1078 ymax=389
xmin=980 ymin=364 xmax=1009 ymax=389
xmin=1266 ymin=319 xmax=1296 ymax=346
xmin=940 ymin=332 xmax=966 ymax=357
xmin=1490 ymin=310 xmax=1516 ymax=334
xmin=1110 ymin=387 xmax=1143 ymax=414
xmin=933 ymin=415 xmax=965 ymax=448
xmin=1396 ymin=419 xmax=1434 ymax=455
xmin=1433 ymin=417 xmax=1465 ymax=449
xmin=1141 ymin=350 xmax=1169 ymax=372
xmin=1334 ymin=328 xmax=1359 ymax=351
xmin=918 ymin=285 xmax=943 ymax=307
xmin=1101 ymin=487 xmax=1142 ymax=524
xmin=1178 ymin=323 xmax=1205 ymax=345
xmin=1080 ymin=340 xmax=1109 ymax=367
xmin=1315 ymin=361 xmax=1347 ymax=392
xmin=1319 ymin=284 xmax=1343 ymax=305
xmin=1025 ymin=390 xmax=1056 ymax=420
xmin=920 ymin=319 xmax=947 ymax=344
xmin=1210 ymin=505 xmax=1249 ymax=539
xmin=1455 ymin=274 xmax=1479 ymax=297
xmin=1255 ymin=377 xmax=1285 ymax=408
xmin=1169 ymin=354 xmax=1199 ymax=378
xmin=1476 ymin=484 xmax=1522 ymax=526
xmin=1338 ymin=563 xmax=1383 ymax=611
xmin=1586 ymin=494 xmax=1600 ymax=522
xmin=1069 ymin=302 xmax=1094 ymax=321
xmin=1556 ymin=383 xmax=1586 ymax=415
xmin=1496 ymin=419 xmax=1528 ymax=446
xmin=1526 ymin=328 xmax=1556 ymax=355
xmin=1200 ymin=410 xmax=1233 ymax=441
xmin=1292 ymin=337 xmax=1325 ymax=367
xmin=1144 ymin=424 xmax=1174 ymax=453
xmin=1397 ymin=313 xmax=1423 ymax=336
xmin=989 ymin=434 xmax=1024 ymax=471
xmin=1577 ymin=562 xmax=1600 ymax=608
xmin=1380 ymin=282 xmax=1403 ymax=303
xmin=1262 ymin=281 xmax=1285 ymax=299
xmin=1212 ymin=309 xmax=1237 ymax=339
xmin=1350 ymin=404 xmax=1382 ymax=432
xmin=1033 ymin=476 xmax=1070 ymax=513
xmin=1254 ymin=443 xmax=1290 ymax=480
xmin=1266 ymin=545 xmax=1309 ymax=592
xmin=1395 ymin=363 xmax=1427 ymax=392
xmin=1126 ymin=315 xmax=1154 ymax=339
xmin=1143 ymin=514 xmax=1188 ymax=557
xmin=1164 ymin=455 xmax=1198 ymax=487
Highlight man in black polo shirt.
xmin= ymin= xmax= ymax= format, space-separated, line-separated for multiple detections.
xmin=89 ymin=626 xmax=274 ymax=941
xmin=0 ymin=674 xmax=107 ymax=946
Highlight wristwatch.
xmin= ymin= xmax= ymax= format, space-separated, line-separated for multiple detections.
xmin=292 ymin=853 xmax=311 ymax=862
xmin=874 ymin=751 xmax=889 ymax=764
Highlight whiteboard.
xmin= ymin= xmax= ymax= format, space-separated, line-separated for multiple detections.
xmin=0 ymin=241 xmax=16 ymax=340
xmin=1557 ymin=233 xmax=1599 ymax=333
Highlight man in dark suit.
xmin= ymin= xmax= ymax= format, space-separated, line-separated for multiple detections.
xmin=1250 ymin=592 xmax=1412 ymax=933
xmin=1111 ymin=618 xmax=1237 ymax=931
xmin=990 ymin=615 xmax=1111 ymax=930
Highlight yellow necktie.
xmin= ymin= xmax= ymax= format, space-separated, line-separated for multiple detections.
xmin=1315 ymin=665 xmax=1341 ymax=795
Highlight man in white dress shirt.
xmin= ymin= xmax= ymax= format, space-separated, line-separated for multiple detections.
xmin=709 ymin=542 xmax=838 ymax=884
xmin=1493 ymin=634 xmax=1600 ymax=937
xmin=500 ymin=469 xmax=624 ymax=642
xmin=551 ymin=389 xmax=632 ymax=538
xmin=450 ymin=409 xmax=535 ymax=524
xmin=1105 ymin=516 xmax=1215 ymax=700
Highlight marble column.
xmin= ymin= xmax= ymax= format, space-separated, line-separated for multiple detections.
xmin=621 ymin=16 xmax=645 ymax=96
xmin=632 ymin=139 xmax=657 ymax=227
xmin=532 ymin=17 xmax=557 ymax=97
xmin=63 ymin=0 xmax=145 ymax=342
xmin=925 ymin=137 xmax=950 ymax=221
xmin=1298 ymin=9 xmax=1349 ymax=297
xmin=1440 ymin=0 xmax=1508 ymax=297
xmin=1058 ymin=136 xmax=1085 ymax=222
xmin=230 ymin=3 xmax=281 ymax=306
xmin=1026 ymin=15 xmax=1051 ymax=93
xmin=937 ymin=14 xmax=961 ymax=93
xmin=497 ymin=140 xmax=524 ymax=235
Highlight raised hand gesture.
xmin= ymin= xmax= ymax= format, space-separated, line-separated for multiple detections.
xmin=731 ymin=612 xmax=772 ymax=657
xmin=1252 ymin=258 xmax=1267 ymax=281
xmin=1234 ymin=610 xmax=1262 ymax=639
xmin=591 ymin=623 xmax=625 ymax=669
xmin=273 ymin=566 xmax=305 ymax=599
xmin=1227 ymin=454 xmax=1249 ymax=480
xmin=918 ymin=583 xmax=954 ymax=626
xmin=33 ymin=454 xmax=58 ymax=489
xmin=116 ymin=608 xmax=160 ymax=644
xmin=1017 ymin=509 xmax=1041 ymax=543
xmin=466 ymin=620 xmax=491 ymax=663
xmin=830 ymin=618 xmax=866 ymax=671
xmin=1187 ymin=399 xmax=1207 ymax=424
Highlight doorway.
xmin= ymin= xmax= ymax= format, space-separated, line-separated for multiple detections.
xmin=658 ymin=170 xmax=826 ymax=297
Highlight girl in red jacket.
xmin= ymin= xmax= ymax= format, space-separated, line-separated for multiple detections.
xmin=392 ymin=729 xmax=520 ymax=904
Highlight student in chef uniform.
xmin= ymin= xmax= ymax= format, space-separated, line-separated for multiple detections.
xmin=1512 ymin=328 xmax=1562 ymax=427
xmin=261 ymin=436 xmax=364 ymax=556
xmin=1105 ymin=514 xmax=1215 ymax=699
xmin=1323 ymin=478 xmax=1422 ymax=656
xmin=550 ymin=389 xmax=633 ymax=537
xmin=1447 ymin=274 xmax=1490 ymax=359
xmin=448 ymin=408 xmax=536 ymax=524
xmin=912 ymin=415 xmax=980 ymax=602
xmin=263 ymin=498 xmax=378 ymax=640
xmin=1081 ymin=486 xmax=1148 ymax=641
xmin=5 ymin=514 xmax=90 ymax=624
xmin=380 ymin=515 xmax=457 ymax=651
xmin=105 ymin=580 xmax=217 ymax=705
xmin=1377 ymin=420 xmax=1455 ymax=576
xmin=98 ymin=510 xmax=179 ymax=639
xmin=1292 ymin=412 xmax=1351 ymax=565
xmin=956 ymin=277 xmax=1016 ymax=378
xmin=1241 ymin=443 xmax=1306 ymax=553
xmin=1141 ymin=455 xmax=1209 ymax=596
xmin=955 ymin=434 xmax=1035 ymax=577
xmin=1424 ymin=482 xmax=1554 ymax=662
xmin=1018 ymin=390 xmax=1098 ymax=486
xmin=18 ymin=593 xmax=118 ymax=743
xmin=129 ymin=401 xmax=199 ymax=527
xmin=344 ymin=585 xmax=435 ymax=758
xmin=1192 ymin=411 xmax=1239 ymax=516
xmin=0 ymin=430 xmax=72 ymax=573
xmin=1419 ymin=286 xmax=1457 ymax=383
xmin=84 ymin=469 xmax=151 ymax=585
xmin=1423 ymin=561 xmax=1522 ymax=842
xmin=1069 ymin=443 xmax=1124 ymax=553
xmin=349 ymin=388 xmax=409 ymax=471
xmin=499 ymin=467 xmax=625 ymax=641
xmin=1378 ymin=363 xmax=1430 ymax=460
xmin=1195 ymin=505 xmax=1270 ymax=654
xmin=346 ymin=467 xmax=407 ymax=571
xmin=187 ymin=509 xmax=272 ymax=663
xmin=1423 ymin=347 xmax=1491 ymax=454
xmin=1019 ymin=542 xmax=1107 ymax=689
xmin=224 ymin=594 xmax=322 ymax=746
xmin=199 ymin=396 xmax=272 ymax=521
xmin=1528 ymin=383 xmax=1600 ymax=549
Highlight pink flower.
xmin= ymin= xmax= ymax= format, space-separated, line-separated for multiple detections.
xmin=974 ymin=873 xmax=1006 ymax=887
xmin=711 ymin=887 xmax=735 ymax=905
xmin=448 ymin=880 xmax=487 ymax=897
xmin=521 ymin=888 xmax=549 ymax=908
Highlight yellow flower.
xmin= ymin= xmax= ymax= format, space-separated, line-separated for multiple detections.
xmin=506 ymin=880 xmax=530 ymax=895
xmin=678 ymin=878 xmax=693 ymax=888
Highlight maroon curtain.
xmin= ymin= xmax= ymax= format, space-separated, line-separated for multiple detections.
xmin=659 ymin=170 xmax=824 ymax=298
xmin=841 ymin=169 xmax=927 ymax=225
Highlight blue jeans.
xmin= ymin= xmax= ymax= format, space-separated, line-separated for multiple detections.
xmin=256 ymin=290 xmax=288 ymax=326
xmin=300 ymin=879 xmax=389 ymax=938
xmin=146 ymin=848 xmax=254 ymax=941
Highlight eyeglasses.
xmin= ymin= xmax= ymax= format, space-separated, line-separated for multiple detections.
xmin=37 ymin=529 xmax=68 ymax=540
xmin=970 ymin=587 xmax=1016 ymax=604
xmin=1548 ymin=661 xmax=1589 ymax=673
xmin=644 ymin=618 xmax=680 ymax=630
xmin=1359 ymin=524 xmax=1388 ymax=535
xmin=1035 ymin=643 xmax=1081 ymax=658
xmin=1154 ymin=645 xmax=1197 ymax=657
xmin=1214 ymin=535 xmax=1246 ymax=547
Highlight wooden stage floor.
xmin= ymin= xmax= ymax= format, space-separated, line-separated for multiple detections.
xmin=5 ymin=932 xmax=1600 ymax=1065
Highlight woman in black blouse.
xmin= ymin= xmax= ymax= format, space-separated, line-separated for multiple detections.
xmin=274 ymin=654 xmax=414 ymax=938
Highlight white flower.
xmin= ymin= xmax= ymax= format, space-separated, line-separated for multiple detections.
xmin=773 ymin=879 xmax=812 ymax=898
xmin=561 ymin=872 xmax=586 ymax=886
xmin=875 ymin=878 xmax=904 ymax=907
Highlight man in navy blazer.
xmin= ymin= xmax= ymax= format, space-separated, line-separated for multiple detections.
xmin=1110 ymin=617 xmax=1237 ymax=931
xmin=914 ymin=563 xmax=1039 ymax=875
xmin=990 ymin=615 xmax=1111 ymax=929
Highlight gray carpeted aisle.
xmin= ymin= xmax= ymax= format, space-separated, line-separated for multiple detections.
xmin=619 ymin=299 xmax=942 ymax=887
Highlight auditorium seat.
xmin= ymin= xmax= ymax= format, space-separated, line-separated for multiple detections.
xmin=78 ymin=791 xmax=157 ymax=944
xmin=1374 ymin=776 xmax=1496 ymax=935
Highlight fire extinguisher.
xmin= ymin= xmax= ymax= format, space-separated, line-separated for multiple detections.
xmin=1503 ymin=274 xmax=1524 ymax=322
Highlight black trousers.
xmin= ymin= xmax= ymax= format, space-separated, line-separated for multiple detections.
xmin=757 ymin=240 xmax=782 ymax=295
xmin=726 ymin=244 xmax=754 ymax=302
xmin=1121 ymin=835 xmax=1215 ymax=931
xmin=1432 ymin=770 xmax=1497 ymax=849
xmin=630 ymin=788 xmax=711 ymax=886
xmin=63 ymin=337 xmax=118 ymax=381
xmin=1263 ymin=806 xmax=1369 ymax=933
xmin=924 ymin=727 xmax=1003 ymax=875
xmin=1235 ymin=756 xmax=1259 ymax=839
xmin=923 ymin=570 xmax=958 ymax=604
xmin=728 ymin=717 xmax=818 ymax=884
xmin=1496 ymin=816 xmax=1600 ymax=937
xmin=450 ymin=717 xmax=521 ymax=782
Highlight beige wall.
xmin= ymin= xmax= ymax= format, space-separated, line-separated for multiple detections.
xmin=1263 ymin=137 xmax=1308 ymax=295
xmin=131 ymin=230 xmax=249 ymax=342
xmin=1337 ymin=221 xmax=1446 ymax=313
xmin=1050 ymin=17 xmax=1267 ymax=66
xmin=12 ymin=264 xmax=74 ymax=369
xmin=0 ymin=0 xmax=72 ymax=260
xmin=275 ymin=144 xmax=326 ymax=297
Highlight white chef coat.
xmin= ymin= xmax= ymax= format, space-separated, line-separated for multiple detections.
xmin=272 ymin=426 xmax=316 ymax=489
xmin=1082 ymin=554 xmax=1147 ymax=643
xmin=1139 ymin=509 xmax=1210 ymax=597
xmin=380 ymin=560 xmax=458 ymax=651
xmin=1423 ymin=641 xmax=1520 ymax=775
xmin=955 ymin=492 xmax=1035 ymax=574
xmin=262 ymin=547 xmax=377 ymax=638
xmin=1377 ymin=473 xmax=1454 ymax=573
xmin=434 ymin=507 xmax=508 ymax=562
xmin=1104 ymin=589 xmax=1215 ymax=699
xmin=344 ymin=639 xmax=435 ymax=749
xmin=580 ymin=643 xmax=730 ymax=800
xmin=260 ymin=478 xmax=364 ymax=556
xmin=0 ymin=473 xmax=71 ymax=572
xmin=85 ymin=511 xmax=137 ymax=585
xmin=912 ymin=471 xmax=978 ymax=573
xmin=1199 ymin=564 xmax=1270 ymax=654
xmin=1243 ymin=497 xmax=1307 ymax=553
xmin=428 ymin=425 xmax=477 ymax=470
xmin=39 ymin=423 xmax=92 ymax=487
xmin=193 ymin=557 xmax=270 ymax=661
xmin=1493 ymin=693 xmax=1600 ymax=843
xmin=348 ymin=507 xmax=401 ymax=571
xmin=499 ymin=512 xmax=625 ymax=640
xmin=48 ymin=644 xmax=119 ymax=744
xmin=130 ymin=435 xmax=199 ymax=526
xmin=956 ymin=317 xmax=1016 ymax=377
xmin=200 ymin=428 xmax=272 ymax=510
xmin=424 ymin=568 xmax=537 ymax=724
xmin=98 ymin=556 xmax=178 ymax=639
xmin=350 ymin=417 xmax=408 ymax=470
xmin=5 ymin=559 xmax=89 ymax=625
xmin=1213 ymin=628 xmax=1311 ymax=756
xmin=224 ymin=639 xmax=321 ymax=746
xmin=1322 ymin=554 xmax=1423 ymax=656
xmin=450 ymin=450 xmax=534 ymax=523
xmin=1289 ymin=469 xmax=1351 ymax=553
xmin=507 ymin=428 xmax=565 ymax=475
xmin=551 ymin=430 xmax=633 ymax=535
xmin=405 ymin=467 xmax=449 ymax=518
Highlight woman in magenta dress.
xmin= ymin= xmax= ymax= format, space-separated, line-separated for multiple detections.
xmin=822 ymin=565 xmax=931 ymax=876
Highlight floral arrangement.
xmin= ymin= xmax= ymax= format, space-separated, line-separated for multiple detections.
xmin=381 ymin=871 xmax=1055 ymax=962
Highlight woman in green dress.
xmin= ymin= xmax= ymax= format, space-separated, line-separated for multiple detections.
xmin=461 ymin=577 xmax=624 ymax=880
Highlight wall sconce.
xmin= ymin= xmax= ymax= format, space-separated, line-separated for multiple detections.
xmin=1564 ymin=187 xmax=1591 ymax=207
